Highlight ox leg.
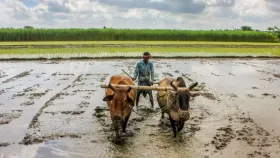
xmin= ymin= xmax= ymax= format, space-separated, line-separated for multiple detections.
xmin=113 ymin=121 xmax=120 ymax=139
xmin=169 ymin=116 xmax=177 ymax=138
xmin=178 ymin=122 xmax=185 ymax=132
xmin=136 ymin=90 xmax=141 ymax=108
xmin=148 ymin=90 xmax=154 ymax=108
xmin=122 ymin=114 xmax=131 ymax=133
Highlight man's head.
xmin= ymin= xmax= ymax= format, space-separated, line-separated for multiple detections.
xmin=143 ymin=52 xmax=151 ymax=63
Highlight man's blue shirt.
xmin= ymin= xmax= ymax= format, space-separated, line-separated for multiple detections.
xmin=133 ymin=61 xmax=154 ymax=82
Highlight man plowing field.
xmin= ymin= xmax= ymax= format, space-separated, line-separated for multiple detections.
xmin=132 ymin=52 xmax=155 ymax=108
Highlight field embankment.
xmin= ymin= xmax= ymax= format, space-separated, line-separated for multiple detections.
xmin=0 ymin=28 xmax=278 ymax=42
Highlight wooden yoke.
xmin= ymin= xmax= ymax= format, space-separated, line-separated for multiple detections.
xmin=100 ymin=84 xmax=190 ymax=92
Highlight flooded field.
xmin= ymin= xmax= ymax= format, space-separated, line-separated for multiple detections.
xmin=0 ymin=58 xmax=280 ymax=158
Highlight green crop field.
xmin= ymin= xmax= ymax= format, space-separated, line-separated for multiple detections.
xmin=0 ymin=47 xmax=279 ymax=57
xmin=0 ymin=28 xmax=278 ymax=42
xmin=0 ymin=41 xmax=280 ymax=46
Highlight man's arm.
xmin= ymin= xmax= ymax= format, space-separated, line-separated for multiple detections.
xmin=133 ymin=63 xmax=139 ymax=80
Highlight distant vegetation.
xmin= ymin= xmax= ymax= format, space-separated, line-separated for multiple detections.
xmin=267 ymin=26 xmax=280 ymax=40
xmin=0 ymin=26 xmax=278 ymax=42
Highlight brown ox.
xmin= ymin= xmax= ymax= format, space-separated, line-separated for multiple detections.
xmin=102 ymin=74 xmax=136 ymax=139
xmin=157 ymin=77 xmax=199 ymax=137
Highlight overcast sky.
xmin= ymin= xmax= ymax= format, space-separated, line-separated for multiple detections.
xmin=0 ymin=0 xmax=279 ymax=30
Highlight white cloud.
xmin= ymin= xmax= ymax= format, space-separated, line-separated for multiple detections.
xmin=0 ymin=0 xmax=279 ymax=30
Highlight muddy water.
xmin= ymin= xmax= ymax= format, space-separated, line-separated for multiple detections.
xmin=0 ymin=59 xmax=280 ymax=158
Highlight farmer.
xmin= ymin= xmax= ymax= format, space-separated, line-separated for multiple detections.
xmin=132 ymin=52 xmax=155 ymax=108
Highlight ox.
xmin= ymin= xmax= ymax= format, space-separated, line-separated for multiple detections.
xmin=157 ymin=77 xmax=199 ymax=137
xmin=102 ymin=74 xmax=136 ymax=139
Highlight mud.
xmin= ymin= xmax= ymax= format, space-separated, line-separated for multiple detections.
xmin=2 ymin=70 xmax=33 ymax=84
xmin=0 ymin=111 xmax=22 ymax=125
xmin=0 ymin=143 xmax=10 ymax=147
xmin=20 ymin=101 xmax=35 ymax=106
xmin=0 ymin=59 xmax=280 ymax=158
xmin=273 ymin=74 xmax=280 ymax=78
xmin=211 ymin=125 xmax=235 ymax=150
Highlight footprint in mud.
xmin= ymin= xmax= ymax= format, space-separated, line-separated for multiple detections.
xmin=20 ymin=100 xmax=35 ymax=106
xmin=201 ymin=92 xmax=217 ymax=100
xmin=13 ymin=92 xmax=25 ymax=97
xmin=51 ymin=72 xmax=58 ymax=76
xmin=162 ymin=72 xmax=173 ymax=77
xmin=228 ymin=93 xmax=238 ymax=98
xmin=0 ymin=75 xmax=8 ymax=79
xmin=273 ymin=74 xmax=280 ymax=78
xmin=211 ymin=73 xmax=219 ymax=77
xmin=157 ymin=116 xmax=202 ymax=139
xmin=0 ymin=142 xmax=10 ymax=147
xmin=247 ymin=151 xmax=270 ymax=158
xmin=60 ymin=111 xmax=85 ymax=115
xmin=20 ymin=133 xmax=83 ymax=145
xmin=82 ymin=96 xmax=91 ymax=100
xmin=260 ymin=78 xmax=274 ymax=83
xmin=247 ymin=94 xmax=257 ymax=98
xmin=232 ymin=112 xmax=280 ymax=158
xmin=0 ymin=111 xmax=22 ymax=125
xmin=44 ymin=111 xmax=58 ymax=115
xmin=77 ymin=101 xmax=90 ymax=108
xmin=182 ymin=73 xmax=194 ymax=82
xmin=23 ymin=84 xmax=39 ymax=93
xmin=262 ymin=93 xmax=278 ymax=99
xmin=29 ymin=92 xmax=46 ymax=99
xmin=0 ymin=89 xmax=5 ymax=95
xmin=60 ymin=78 xmax=69 ymax=80
xmin=236 ymin=124 xmax=271 ymax=147
xmin=211 ymin=125 xmax=235 ymax=150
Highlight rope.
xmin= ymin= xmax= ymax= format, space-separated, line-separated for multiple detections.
xmin=129 ymin=91 xmax=179 ymax=117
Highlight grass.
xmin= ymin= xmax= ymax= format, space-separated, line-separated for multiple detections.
xmin=0 ymin=41 xmax=280 ymax=45
xmin=0 ymin=47 xmax=279 ymax=57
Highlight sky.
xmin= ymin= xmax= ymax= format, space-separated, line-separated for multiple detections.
xmin=0 ymin=0 xmax=279 ymax=30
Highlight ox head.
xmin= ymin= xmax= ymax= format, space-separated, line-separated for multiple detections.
xmin=102 ymin=84 xmax=134 ymax=107
xmin=170 ymin=77 xmax=200 ymax=121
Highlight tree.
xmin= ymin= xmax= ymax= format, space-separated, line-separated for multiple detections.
xmin=24 ymin=26 xmax=34 ymax=29
xmin=241 ymin=26 xmax=253 ymax=31
xmin=267 ymin=27 xmax=274 ymax=32
xmin=103 ymin=26 xmax=106 ymax=29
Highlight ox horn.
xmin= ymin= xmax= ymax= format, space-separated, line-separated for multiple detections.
xmin=188 ymin=82 xmax=198 ymax=90
xmin=108 ymin=84 xmax=116 ymax=92
xmin=170 ymin=81 xmax=178 ymax=91
xmin=187 ymin=82 xmax=200 ymax=97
